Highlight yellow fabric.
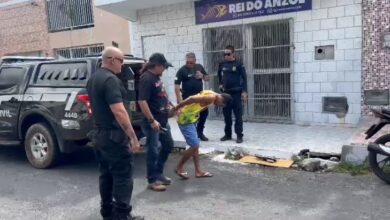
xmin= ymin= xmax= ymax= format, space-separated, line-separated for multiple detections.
xmin=177 ymin=90 xmax=216 ymax=125
xmin=239 ymin=156 xmax=294 ymax=168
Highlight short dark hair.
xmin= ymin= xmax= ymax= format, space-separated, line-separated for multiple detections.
xmin=220 ymin=93 xmax=233 ymax=106
xmin=225 ymin=45 xmax=235 ymax=53
xmin=148 ymin=53 xmax=173 ymax=69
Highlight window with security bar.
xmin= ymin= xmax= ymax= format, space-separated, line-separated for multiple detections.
xmin=55 ymin=45 xmax=104 ymax=59
xmin=203 ymin=26 xmax=244 ymax=74
xmin=251 ymin=21 xmax=292 ymax=121
xmin=203 ymin=25 xmax=245 ymax=117
xmin=46 ymin=0 xmax=94 ymax=32
xmin=202 ymin=20 xmax=292 ymax=122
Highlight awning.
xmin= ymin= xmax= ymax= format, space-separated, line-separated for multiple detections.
xmin=95 ymin=0 xmax=193 ymax=21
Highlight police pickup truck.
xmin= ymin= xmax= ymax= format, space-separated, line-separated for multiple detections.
xmin=0 ymin=54 xmax=145 ymax=168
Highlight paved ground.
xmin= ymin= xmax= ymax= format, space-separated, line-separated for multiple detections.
xmin=169 ymin=119 xmax=360 ymax=158
xmin=1 ymin=145 xmax=390 ymax=220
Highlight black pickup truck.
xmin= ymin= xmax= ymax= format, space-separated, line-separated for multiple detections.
xmin=0 ymin=55 xmax=145 ymax=168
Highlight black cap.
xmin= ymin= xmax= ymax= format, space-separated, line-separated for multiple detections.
xmin=149 ymin=53 xmax=173 ymax=69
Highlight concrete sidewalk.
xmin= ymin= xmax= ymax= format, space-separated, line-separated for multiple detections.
xmin=168 ymin=118 xmax=362 ymax=159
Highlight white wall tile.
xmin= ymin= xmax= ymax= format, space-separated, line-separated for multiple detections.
xmin=337 ymin=0 xmax=355 ymax=6
xmin=296 ymin=112 xmax=313 ymax=122
xmin=294 ymin=42 xmax=305 ymax=52
xmin=297 ymin=93 xmax=313 ymax=103
xmin=337 ymin=82 xmax=354 ymax=92
xmin=295 ymin=103 xmax=306 ymax=112
xmin=313 ymin=30 xmax=329 ymax=41
xmin=313 ymin=72 xmax=328 ymax=82
xmin=305 ymin=62 xmax=321 ymax=72
xmin=321 ymin=61 xmax=337 ymax=71
xmin=305 ymin=20 xmax=321 ymax=31
xmin=328 ymin=6 xmax=345 ymax=18
xmin=321 ymin=82 xmax=337 ymax=92
xmin=294 ymin=21 xmax=305 ymax=32
xmin=345 ymin=71 xmax=362 ymax=82
xmin=296 ymin=52 xmax=313 ymax=62
xmin=305 ymin=41 xmax=319 ymax=52
xmin=306 ymin=103 xmax=322 ymax=112
xmin=296 ymin=11 xmax=313 ymax=21
xmin=312 ymin=8 xmax=328 ymax=20
xmin=352 ymin=82 xmax=361 ymax=92
xmin=335 ymin=50 xmax=345 ymax=60
xmin=337 ymin=16 xmax=354 ymax=28
xmin=313 ymin=113 xmax=329 ymax=123
xmin=328 ymin=72 xmax=345 ymax=81
xmin=337 ymin=60 xmax=353 ymax=71
xmin=345 ymin=114 xmax=361 ymax=125
xmin=295 ymin=83 xmax=306 ymax=93
xmin=295 ymin=72 xmax=313 ymax=83
xmin=321 ymin=0 xmax=338 ymax=8
xmin=297 ymin=32 xmax=313 ymax=42
xmin=353 ymin=60 xmax=362 ymax=70
xmin=329 ymin=28 xmax=345 ymax=39
xmin=345 ymin=49 xmax=362 ymax=60
xmin=321 ymin=18 xmax=337 ymax=29
xmin=306 ymin=83 xmax=321 ymax=92
xmin=337 ymin=39 xmax=355 ymax=49
xmin=353 ymin=38 xmax=362 ymax=48
xmin=345 ymin=4 xmax=361 ymax=16
xmin=294 ymin=62 xmax=306 ymax=72
xmin=313 ymin=93 xmax=325 ymax=102
xmin=354 ymin=15 xmax=362 ymax=27
xmin=345 ymin=27 xmax=362 ymax=38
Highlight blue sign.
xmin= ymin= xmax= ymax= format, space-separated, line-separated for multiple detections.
xmin=195 ymin=0 xmax=312 ymax=25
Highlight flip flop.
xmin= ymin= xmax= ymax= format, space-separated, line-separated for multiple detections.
xmin=196 ymin=172 xmax=213 ymax=178
xmin=174 ymin=169 xmax=189 ymax=180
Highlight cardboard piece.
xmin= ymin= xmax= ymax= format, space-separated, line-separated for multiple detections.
xmin=239 ymin=156 xmax=294 ymax=168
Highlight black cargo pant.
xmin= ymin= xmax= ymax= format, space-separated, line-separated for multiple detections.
xmin=196 ymin=108 xmax=209 ymax=135
xmin=223 ymin=92 xmax=243 ymax=138
xmin=93 ymin=129 xmax=133 ymax=219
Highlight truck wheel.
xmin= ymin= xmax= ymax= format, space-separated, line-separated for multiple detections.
xmin=24 ymin=123 xmax=60 ymax=169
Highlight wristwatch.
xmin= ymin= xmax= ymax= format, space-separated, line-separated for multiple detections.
xmin=148 ymin=118 xmax=155 ymax=123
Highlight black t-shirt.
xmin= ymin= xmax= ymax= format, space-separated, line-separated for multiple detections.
xmin=174 ymin=64 xmax=207 ymax=99
xmin=87 ymin=68 xmax=127 ymax=129
xmin=138 ymin=71 xmax=169 ymax=125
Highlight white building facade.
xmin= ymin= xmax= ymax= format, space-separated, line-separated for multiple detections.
xmin=97 ymin=0 xmax=363 ymax=127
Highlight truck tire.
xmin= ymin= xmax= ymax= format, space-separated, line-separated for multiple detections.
xmin=24 ymin=123 xmax=60 ymax=169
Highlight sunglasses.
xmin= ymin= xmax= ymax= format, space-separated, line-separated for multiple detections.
xmin=224 ymin=53 xmax=232 ymax=56
xmin=186 ymin=61 xmax=196 ymax=65
xmin=107 ymin=57 xmax=124 ymax=64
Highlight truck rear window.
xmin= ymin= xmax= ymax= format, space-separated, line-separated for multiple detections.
xmin=33 ymin=62 xmax=88 ymax=87
xmin=0 ymin=67 xmax=26 ymax=94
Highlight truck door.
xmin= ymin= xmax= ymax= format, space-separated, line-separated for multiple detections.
xmin=0 ymin=66 xmax=28 ymax=140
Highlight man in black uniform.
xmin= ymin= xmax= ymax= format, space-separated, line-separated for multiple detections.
xmin=174 ymin=52 xmax=210 ymax=141
xmin=138 ymin=53 xmax=174 ymax=192
xmin=87 ymin=47 xmax=142 ymax=220
xmin=218 ymin=45 xmax=248 ymax=144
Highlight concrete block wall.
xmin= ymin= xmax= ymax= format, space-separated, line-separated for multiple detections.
xmin=131 ymin=0 xmax=363 ymax=126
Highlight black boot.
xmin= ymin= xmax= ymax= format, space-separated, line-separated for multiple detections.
xmin=101 ymin=204 xmax=113 ymax=220
xmin=220 ymin=135 xmax=232 ymax=141
xmin=236 ymin=136 xmax=243 ymax=144
xmin=198 ymin=133 xmax=209 ymax=141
